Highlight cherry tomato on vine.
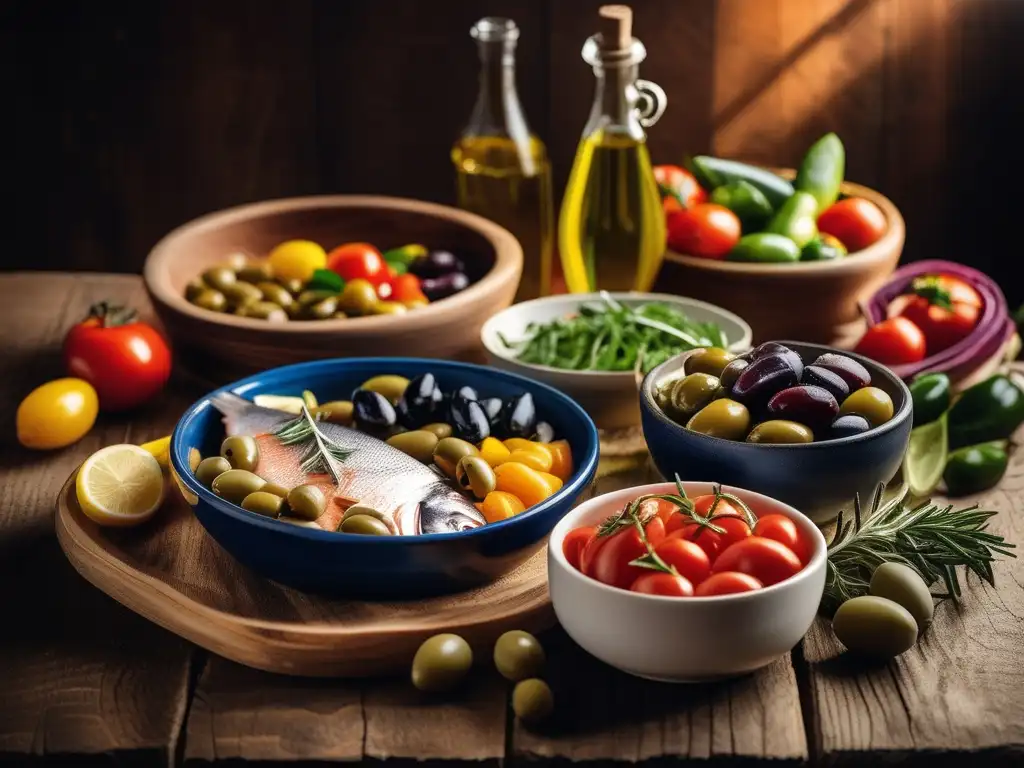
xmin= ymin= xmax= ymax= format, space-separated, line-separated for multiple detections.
xmin=666 ymin=204 xmax=741 ymax=260
xmin=652 ymin=538 xmax=711 ymax=586
xmin=817 ymin=197 xmax=886 ymax=252
xmin=326 ymin=243 xmax=388 ymax=284
xmin=581 ymin=516 xmax=666 ymax=590
xmin=630 ymin=572 xmax=694 ymax=597
xmin=854 ymin=316 xmax=926 ymax=366
xmin=563 ymin=526 xmax=597 ymax=571
xmin=712 ymin=537 xmax=802 ymax=586
xmin=639 ymin=497 xmax=682 ymax=528
xmin=653 ymin=164 xmax=706 ymax=214
xmin=694 ymin=571 xmax=763 ymax=597
xmin=752 ymin=514 xmax=811 ymax=565
xmin=898 ymin=274 xmax=982 ymax=354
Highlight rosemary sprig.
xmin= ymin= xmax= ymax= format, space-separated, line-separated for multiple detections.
xmin=821 ymin=482 xmax=1017 ymax=616
xmin=271 ymin=405 xmax=355 ymax=485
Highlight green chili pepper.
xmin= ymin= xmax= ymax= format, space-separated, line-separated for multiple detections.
xmin=727 ymin=233 xmax=801 ymax=264
xmin=909 ymin=372 xmax=951 ymax=426
xmin=794 ymin=132 xmax=845 ymax=213
xmin=382 ymin=244 xmax=427 ymax=267
xmin=765 ymin=191 xmax=819 ymax=248
xmin=709 ymin=180 xmax=774 ymax=233
xmin=687 ymin=156 xmax=794 ymax=209
xmin=947 ymin=374 xmax=1024 ymax=449
xmin=385 ymin=259 xmax=408 ymax=275
xmin=800 ymin=235 xmax=845 ymax=262
xmin=943 ymin=441 xmax=1008 ymax=496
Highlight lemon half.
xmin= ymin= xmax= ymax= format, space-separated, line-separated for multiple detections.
xmin=76 ymin=444 xmax=166 ymax=527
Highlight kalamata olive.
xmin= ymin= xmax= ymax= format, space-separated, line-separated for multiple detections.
xmin=408 ymin=249 xmax=465 ymax=279
xmin=422 ymin=422 xmax=453 ymax=440
xmin=802 ymin=364 xmax=850 ymax=402
xmin=421 ymin=272 xmax=470 ymax=301
xmin=352 ymin=389 xmax=398 ymax=431
xmin=397 ymin=373 xmax=441 ymax=428
xmin=731 ymin=354 xmax=801 ymax=406
xmin=686 ymin=399 xmax=751 ymax=440
xmin=220 ymin=435 xmax=261 ymax=473
xmin=286 ymin=484 xmax=327 ymax=521
xmin=839 ymin=387 xmax=894 ymax=427
xmin=455 ymin=456 xmax=497 ymax=498
xmin=512 ymin=678 xmax=554 ymax=724
xmin=812 ymin=353 xmax=871 ymax=390
xmin=748 ymin=342 xmax=804 ymax=378
xmin=433 ymin=437 xmax=480 ymax=477
xmin=684 ymin=347 xmax=735 ymax=378
xmin=241 ymin=490 xmax=284 ymax=518
xmin=766 ymin=385 xmax=839 ymax=431
xmin=831 ymin=595 xmax=918 ymax=659
xmin=211 ymin=469 xmax=266 ymax=505
xmin=533 ymin=421 xmax=555 ymax=443
xmin=829 ymin=414 xmax=871 ymax=439
xmin=449 ymin=394 xmax=490 ymax=443
xmin=869 ymin=562 xmax=934 ymax=630
xmin=195 ymin=456 xmax=231 ymax=488
xmin=360 ymin=374 xmax=410 ymax=403
xmin=746 ymin=420 xmax=814 ymax=444
xmin=664 ymin=373 xmax=720 ymax=419
xmin=411 ymin=633 xmax=473 ymax=692
xmin=719 ymin=358 xmax=749 ymax=391
xmin=386 ymin=430 xmax=439 ymax=464
xmin=502 ymin=393 xmax=537 ymax=438
xmin=493 ymin=630 xmax=545 ymax=682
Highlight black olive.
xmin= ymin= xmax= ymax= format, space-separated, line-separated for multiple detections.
xmin=397 ymin=373 xmax=441 ymax=428
xmin=420 ymin=272 xmax=470 ymax=301
xmin=449 ymin=394 xmax=490 ymax=443
xmin=455 ymin=385 xmax=478 ymax=401
xmin=533 ymin=421 xmax=555 ymax=443
xmin=502 ymin=393 xmax=537 ymax=439
xmin=353 ymin=389 xmax=397 ymax=432
xmin=408 ymin=250 xmax=465 ymax=279
xmin=479 ymin=397 xmax=503 ymax=422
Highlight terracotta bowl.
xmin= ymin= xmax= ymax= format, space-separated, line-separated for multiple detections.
xmin=143 ymin=196 xmax=523 ymax=382
xmin=653 ymin=175 xmax=905 ymax=345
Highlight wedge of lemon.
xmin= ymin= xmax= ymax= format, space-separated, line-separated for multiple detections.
xmin=904 ymin=414 xmax=948 ymax=500
xmin=139 ymin=435 xmax=171 ymax=468
xmin=76 ymin=444 xmax=166 ymax=527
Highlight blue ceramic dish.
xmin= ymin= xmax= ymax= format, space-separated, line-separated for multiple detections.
xmin=640 ymin=341 xmax=912 ymax=524
xmin=170 ymin=358 xmax=599 ymax=598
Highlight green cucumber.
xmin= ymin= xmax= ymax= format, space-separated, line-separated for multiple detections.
xmin=794 ymin=132 xmax=845 ymax=213
xmin=687 ymin=156 xmax=794 ymax=209
xmin=766 ymin=191 xmax=819 ymax=248
xmin=727 ymin=233 xmax=802 ymax=264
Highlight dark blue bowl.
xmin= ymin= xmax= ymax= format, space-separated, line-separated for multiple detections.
xmin=640 ymin=341 xmax=912 ymax=524
xmin=170 ymin=357 xmax=599 ymax=598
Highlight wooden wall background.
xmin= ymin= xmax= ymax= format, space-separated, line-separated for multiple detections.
xmin=3 ymin=0 xmax=1022 ymax=304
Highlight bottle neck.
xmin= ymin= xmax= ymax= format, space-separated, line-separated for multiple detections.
xmin=466 ymin=41 xmax=530 ymax=142
xmin=586 ymin=62 xmax=643 ymax=139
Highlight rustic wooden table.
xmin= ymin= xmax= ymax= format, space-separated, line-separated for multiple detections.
xmin=1 ymin=272 xmax=1022 ymax=767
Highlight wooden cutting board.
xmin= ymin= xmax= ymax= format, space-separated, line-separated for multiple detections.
xmin=54 ymin=470 xmax=555 ymax=678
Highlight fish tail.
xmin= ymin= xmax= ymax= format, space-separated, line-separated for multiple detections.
xmin=210 ymin=391 xmax=253 ymax=418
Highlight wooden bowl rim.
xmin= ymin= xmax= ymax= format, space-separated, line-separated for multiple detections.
xmin=663 ymin=174 xmax=905 ymax=276
xmin=143 ymin=195 xmax=523 ymax=336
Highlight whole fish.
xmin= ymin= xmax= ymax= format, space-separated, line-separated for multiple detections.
xmin=210 ymin=392 xmax=486 ymax=535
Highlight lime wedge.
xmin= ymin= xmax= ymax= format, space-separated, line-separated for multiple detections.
xmin=904 ymin=414 xmax=948 ymax=499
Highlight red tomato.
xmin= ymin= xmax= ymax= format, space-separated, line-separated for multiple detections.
xmin=712 ymin=537 xmax=803 ymax=586
xmin=630 ymin=572 xmax=694 ymax=597
xmin=752 ymin=514 xmax=810 ymax=565
xmin=63 ymin=303 xmax=172 ymax=412
xmin=563 ymin=526 xmax=596 ymax=571
xmin=639 ymin=498 xmax=682 ymax=528
xmin=582 ymin=517 xmax=666 ymax=590
xmin=326 ymin=243 xmax=387 ymax=284
xmin=653 ymin=165 xmax=707 ymax=214
xmin=854 ymin=316 xmax=927 ymax=365
xmin=652 ymin=538 xmax=711 ymax=586
xmin=898 ymin=274 xmax=982 ymax=354
xmin=390 ymin=273 xmax=428 ymax=305
xmin=666 ymin=204 xmax=741 ymax=260
xmin=666 ymin=495 xmax=752 ymax=562
xmin=817 ymin=197 xmax=886 ymax=252
xmin=694 ymin=571 xmax=763 ymax=596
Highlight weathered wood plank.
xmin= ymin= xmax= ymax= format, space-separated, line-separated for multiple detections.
xmin=0 ymin=274 xmax=194 ymax=764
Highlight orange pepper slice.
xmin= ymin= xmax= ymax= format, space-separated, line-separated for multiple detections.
xmin=479 ymin=437 xmax=511 ymax=467
xmin=545 ymin=439 xmax=574 ymax=481
xmin=494 ymin=462 xmax=560 ymax=507
xmin=480 ymin=491 xmax=525 ymax=523
xmin=506 ymin=447 xmax=553 ymax=473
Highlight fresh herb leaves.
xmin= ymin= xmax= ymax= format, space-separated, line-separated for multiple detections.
xmin=272 ymin=405 xmax=355 ymax=485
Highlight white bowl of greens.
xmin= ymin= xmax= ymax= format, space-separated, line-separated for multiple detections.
xmin=481 ymin=292 xmax=752 ymax=429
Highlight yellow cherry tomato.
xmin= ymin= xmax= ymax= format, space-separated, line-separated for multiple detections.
xmin=503 ymin=437 xmax=539 ymax=453
xmin=17 ymin=378 xmax=99 ymax=450
xmin=268 ymin=239 xmax=327 ymax=282
xmin=537 ymin=472 xmax=563 ymax=493
xmin=480 ymin=491 xmax=526 ymax=523
xmin=546 ymin=439 xmax=574 ymax=481
xmin=479 ymin=437 xmax=511 ymax=467
xmin=506 ymin=447 xmax=553 ymax=473
xmin=494 ymin=462 xmax=560 ymax=508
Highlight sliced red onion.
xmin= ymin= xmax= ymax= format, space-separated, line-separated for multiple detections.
xmin=862 ymin=259 xmax=1011 ymax=380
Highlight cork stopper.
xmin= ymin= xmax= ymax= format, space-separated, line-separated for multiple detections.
xmin=598 ymin=5 xmax=633 ymax=51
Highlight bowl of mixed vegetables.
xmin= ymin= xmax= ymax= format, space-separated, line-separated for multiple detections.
xmin=480 ymin=292 xmax=752 ymax=430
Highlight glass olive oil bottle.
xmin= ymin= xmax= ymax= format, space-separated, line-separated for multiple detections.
xmin=453 ymin=18 xmax=554 ymax=302
xmin=558 ymin=5 xmax=667 ymax=293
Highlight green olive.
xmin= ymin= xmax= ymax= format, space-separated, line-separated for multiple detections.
xmin=222 ymin=281 xmax=264 ymax=309
xmin=191 ymin=288 xmax=227 ymax=313
xmin=667 ymin=373 xmax=721 ymax=418
xmin=194 ymin=456 xmax=231 ymax=488
xmin=202 ymin=266 xmax=237 ymax=292
xmin=455 ymin=456 xmax=497 ymax=499
xmin=360 ymin=375 xmax=410 ymax=403
xmin=341 ymin=503 xmax=396 ymax=532
xmin=280 ymin=277 xmax=304 ymax=295
xmin=220 ymin=435 xmax=260 ymax=472
xmin=188 ymin=447 xmax=203 ymax=473
xmin=222 ymin=252 xmax=249 ymax=271
xmin=686 ymin=399 xmax=751 ymax=440
xmin=339 ymin=513 xmax=393 ymax=536
xmin=185 ymin=278 xmax=207 ymax=301
xmin=262 ymin=482 xmax=290 ymax=499
xmin=869 ymin=562 xmax=934 ymax=630
xmin=831 ymin=595 xmax=918 ymax=659
xmin=684 ymin=347 xmax=736 ymax=378
xmin=839 ymin=387 xmax=894 ymax=427
xmin=746 ymin=419 xmax=814 ymax=444
xmin=719 ymin=358 xmax=750 ymax=391
xmin=241 ymin=490 xmax=284 ymax=518
xmin=386 ymin=430 xmax=439 ymax=463
xmin=238 ymin=301 xmax=288 ymax=322
xmin=372 ymin=301 xmax=408 ymax=316
xmin=512 ymin=678 xmax=554 ymax=724
xmin=211 ymin=469 xmax=267 ymax=504
xmin=257 ymin=281 xmax=294 ymax=308
xmin=493 ymin=630 xmax=545 ymax=682
xmin=338 ymin=278 xmax=379 ymax=315
xmin=333 ymin=311 xmax=348 ymax=319
xmin=286 ymin=484 xmax=327 ymax=521
xmin=421 ymin=423 xmax=453 ymax=440
xmin=279 ymin=517 xmax=320 ymax=529
xmin=433 ymin=437 xmax=481 ymax=478
xmin=316 ymin=400 xmax=354 ymax=426
xmin=237 ymin=264 xmax=274 ymax=284
xmin=411 ymin=633 xmax=473 ymax=692
xmin=302 ymin=296 xmax=339 ymax=320
xmin=297 ymin=289 xmax=337 ymax=307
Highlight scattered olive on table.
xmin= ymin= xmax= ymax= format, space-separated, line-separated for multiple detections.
xmin=831 ymin=595 xmax=919 ymax=659
xmin=411 ymin=633 xmax=474 ymax=693
xmin=493 ymin=630 xmax=545 ymax=682
xmin=868 ymin=562 xmax=934 ymax=630
xmin=512 ymin=679 xmax=555 ymax=724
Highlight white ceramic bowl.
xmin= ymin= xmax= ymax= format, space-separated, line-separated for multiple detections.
xmin=481 ymin=293 xmax=752 ymax=430
xmin=548 ymin=481 xmax=827 ymax=682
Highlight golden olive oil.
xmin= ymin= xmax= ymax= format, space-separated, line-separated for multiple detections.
xmin=558 ymin=131 xmax=667 ymax=293
xmin=453 ymin=135 xmax=554 ymax=301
